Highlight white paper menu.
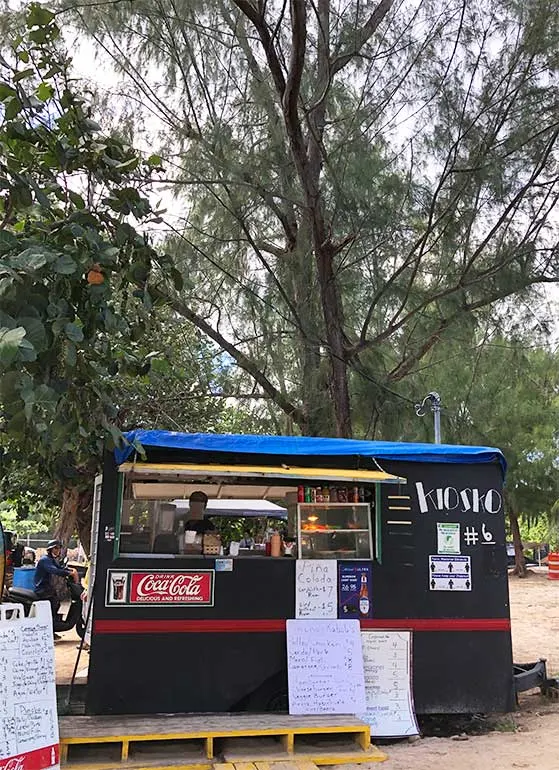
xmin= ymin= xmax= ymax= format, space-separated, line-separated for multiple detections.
xmin=0 ymin=602 xmax=60 ymax=769
xmin=359 ymin=630 xmax=419 ymax=737
xmin=287 ymin=618 xmax=366 ymax=715
xmin=295 ymin=559 xmax=338 ymax=618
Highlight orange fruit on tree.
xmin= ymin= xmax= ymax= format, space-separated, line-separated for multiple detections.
xmin=87 ymin=264 xmax=104 ymax=285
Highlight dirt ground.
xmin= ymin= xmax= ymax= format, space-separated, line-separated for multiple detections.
xmin=55 ymin=568 xmax=559 ymax=769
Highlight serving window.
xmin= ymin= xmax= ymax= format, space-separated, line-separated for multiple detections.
xmin=116 ymin=478 xmax=291 ymax=557
xmin=114 ymin=462 xmax=404 ymax=560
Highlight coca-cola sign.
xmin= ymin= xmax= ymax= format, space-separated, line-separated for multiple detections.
xmin=0 ymin=745 xmax=59 ymax=770
xmin=0 ymin=758 xmax=25 ymax=770
xmin=106 ymin=570 xmax=214 ymax=606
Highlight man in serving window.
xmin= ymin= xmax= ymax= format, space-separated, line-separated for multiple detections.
xmin=183 ymin=491 xmax=216 ymax=534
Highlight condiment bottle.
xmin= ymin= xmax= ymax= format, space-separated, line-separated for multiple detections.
xmin=323 ymin=486 xmax=330 ymax=502
xmin=271 ymin=531 xmax=282 ymax=557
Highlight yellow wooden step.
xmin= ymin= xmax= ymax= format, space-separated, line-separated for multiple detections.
xmin=59 ymin=714 xmax=387 ymax=768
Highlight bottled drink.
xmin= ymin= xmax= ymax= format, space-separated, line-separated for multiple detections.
xmin=338 ymin=487 xmax=347 ymax=502
xmin=359 ymin=573 xmax=370 ymax=616
xmin=310 ymin=487 xmax=317 ymax=502
xmin=271 ymin=531 xmax=282 ymax=557
xmin=316 ymin=486 xmax=323 ymax=502
xmin=359 ymin=487 xmax=365 ymax=503
xmin=330 ymin=487 xmax=338 ymax=503
xmin=323 ymin=486 xmax=330 ymax=502
xmin=298 ymin=485 xmax=305 ymax=503
xmin=304 ymin=486 xmax=311 ymax=502
xmin=352 ymin=486 xmax=359 ymax=503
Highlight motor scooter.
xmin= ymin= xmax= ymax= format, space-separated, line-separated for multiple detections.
xmin=7 ymin=566 xmax=86 ymax=638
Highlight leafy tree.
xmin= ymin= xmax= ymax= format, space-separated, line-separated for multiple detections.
xmin=364 ymin=320 xmax=559 ymax=576
xmin=0 ymin=5 xmax=185 ymax=545
xmin=62 ymin=0 xmax=559 ymax=438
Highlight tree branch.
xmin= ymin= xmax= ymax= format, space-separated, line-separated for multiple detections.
xmin=330 ymin=0 xmax=395 ymax=75
xmin=151 ymin=285 xmax=308 ymax=430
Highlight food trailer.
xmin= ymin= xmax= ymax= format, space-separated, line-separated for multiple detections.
xmin=86 ymin=430 xmax=513 ymax=716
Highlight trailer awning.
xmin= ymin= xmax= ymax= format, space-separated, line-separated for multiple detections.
xmin=115 ymin=429 xmax=507 ymax=476
xmin=118 ymin=461 xmax=406 ymax=485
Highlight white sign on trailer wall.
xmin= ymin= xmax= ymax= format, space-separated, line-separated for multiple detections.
xmin=0 ymin=602 xmax=60 ymax=770
xmin=429 ymin=555 xmax=472 ymax=591
xmin=286 ymin=619 xmax=366 ymax=715
xmin=436 ymin=522 xmax=460 ymax=555
xmin=359 ymin=631 xmax=419 ymax=738
xmin=295 ymin=560 xmax=337 ymax=618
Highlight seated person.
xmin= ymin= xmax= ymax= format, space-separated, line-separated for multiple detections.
xmin=183 ymin=490 xmax=216 ymax=535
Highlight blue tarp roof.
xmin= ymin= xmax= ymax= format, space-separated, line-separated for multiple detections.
xmin=115 ymin=430 xmax=506 ymax=475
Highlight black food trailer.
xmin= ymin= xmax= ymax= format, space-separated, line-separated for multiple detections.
xmin=86 ymin=430 xmax=513 ymax=715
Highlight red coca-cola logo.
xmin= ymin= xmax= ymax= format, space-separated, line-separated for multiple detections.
xmin=0 ymin=745 xmax=58 ymax=770
xmin=0 ymin=759 xmax=25 ymax=770
xmin=128 ymin=571 xmax=213 ymax=604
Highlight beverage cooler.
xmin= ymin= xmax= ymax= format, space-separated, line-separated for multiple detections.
xmin=86 ymin=430 xmax=514 ymax=717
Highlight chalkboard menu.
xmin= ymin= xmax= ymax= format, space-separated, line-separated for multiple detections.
xmin=286 ymin=619 xmax=366 ymax=715
xmin=0 ymin=602 xmax=60 ymax=769
xmin=359 ymin=631 xmax=418 ymax=737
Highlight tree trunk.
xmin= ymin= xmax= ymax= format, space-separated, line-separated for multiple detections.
xmin=55 ymin=482 xmax=94 ymax=555
xmin=509 ymin=508 xmax=527 ymax=578
xmin=316 ymin=244 xmax=352 ymax=437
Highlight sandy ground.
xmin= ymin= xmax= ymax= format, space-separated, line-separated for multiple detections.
xmin=55 ymin=569 xmax=559 ymax=769
xmin=381 ymin=568 xmax=559 ymax=770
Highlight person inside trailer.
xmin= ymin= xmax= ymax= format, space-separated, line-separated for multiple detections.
xmin=182 ymin=490 xmax=216 ymax=535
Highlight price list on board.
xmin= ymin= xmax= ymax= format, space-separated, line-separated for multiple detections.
xmin=0 ymin=602 xmax=59 ymax=769
xmin=286 ymin=619 xmax=366 ymax=715
xmin=359 ymin=631 xmax=418 ymax=738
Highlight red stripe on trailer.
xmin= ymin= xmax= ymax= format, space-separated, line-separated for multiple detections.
xmin=93 ymin=617 xmax=510 ymax=634
xmin=360 ymin=618 xmax=511 ymax=632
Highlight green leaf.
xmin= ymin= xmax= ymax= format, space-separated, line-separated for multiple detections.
xmin=68 ymin=190 xmax=85 ymax=209
xmin=26 ymin=4 xmax=55 ymax=27
xmin=0 ymin=326 xmax=32 ymax=368
xmin=0 ymin=276 xmax=15 ymax=296
xmin=65 ymin=341 xmax=77 ymax=367
xmin=13 ymin=68 xmax=34 ymax=83
xmin=19 ymin=317 xmax=47 ymax=352
xmin=10 ymin=247 xmax=54 ymax=271
xmin=53 ymin=254 xmax=77 ymax=274
xmin=170 ymin=267 xmax=184 ymax=292
xmin=11 ymin=184 xmax=33 ymax=208
xmin=147 ymin=154 xmax=162 ymax=166
xmin=36 ymin=82 xmax=54 ymax=102
xmin=5 ymin=96 xmax=23 ymax=120
xmin=42 ymin=64 xmax=62 ymax=78
xmin=28 ymin=27 xmax=49 ymax=44
xmin=82 ymin=118 xmax=101 ymax=132
xmin=0 ymin=82 xmax=17 ymax=101
xmin=0 ymin=231 xmax=17 ymax=253
xmin=64 ymin=322 xmax=84 ymax=343
xmin=17 ymin=51 xmax=30 ymax=64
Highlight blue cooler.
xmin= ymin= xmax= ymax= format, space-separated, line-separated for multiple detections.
xmin=13 ymin=567 xmax=36 ymax=590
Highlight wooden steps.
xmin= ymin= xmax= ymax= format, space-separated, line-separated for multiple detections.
xmin=59 ymin=713 xmax=387 ymax=769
